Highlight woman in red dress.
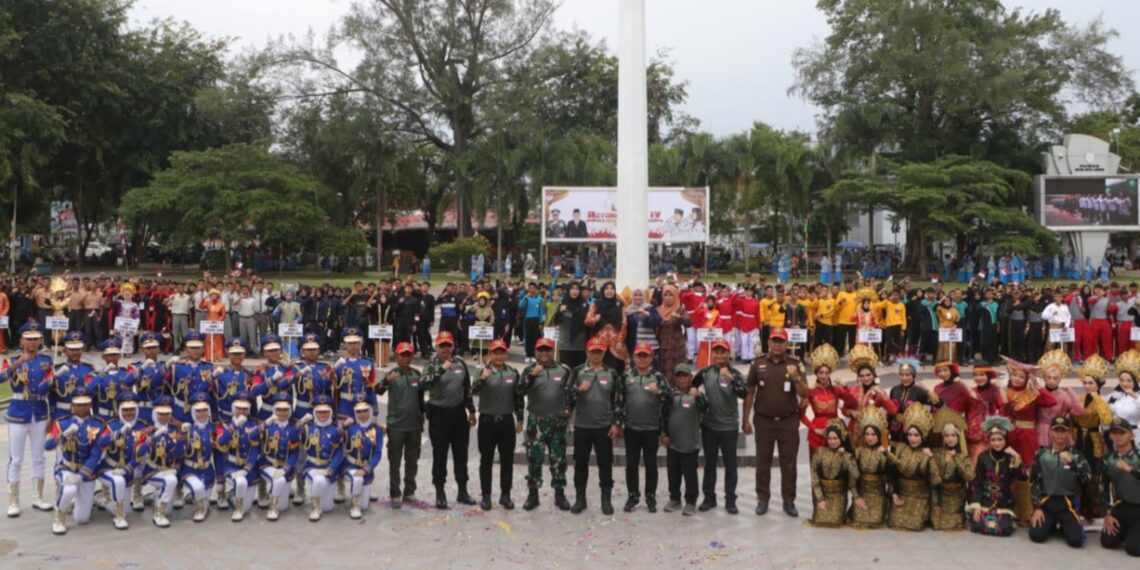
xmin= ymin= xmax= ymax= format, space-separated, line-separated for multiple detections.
xmin=800 ymin=343 xmax=858 ymax=456
xmin=969 ymin=365 xmax=1005 ymax=461
xmin=845 ymin=344 xmax=898 ymax=438
xmin=1000 ymin=356 xmax=1057 ymax=524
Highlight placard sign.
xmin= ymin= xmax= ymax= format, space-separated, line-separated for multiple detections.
xmin=199 ymin=321 xmax=224 ymax=335
xmin=857 ymin=329 xmax=882 ymax=344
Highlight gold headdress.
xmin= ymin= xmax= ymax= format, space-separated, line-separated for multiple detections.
xmin=855 ymin=287 xmax=878 ymax=303
xmin=1116 ymin=349 xmax=1140 ymax=380
xmin=848 ymin=343 xmax=879 ymax=373
xmin=808 ymin=343 xmax=840 ymax=374
xmin=1077 ymin=354 xmax=1109 ymax=382
xmin=856 ymin=404 xmax=889 ymax=447
xmin=50 ymin=277 xmax=68 ymax=294
xmin=119 ymin=283 xmax=137 ymax=296
xmin=900 ymin=403 xmax=934 ymax=439
xmin=932 ymin=407 xmax=968 ymax=454
xmin=1036 ymin=348 xmax=1072 ymax=376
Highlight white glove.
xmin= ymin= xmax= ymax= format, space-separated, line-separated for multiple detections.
xmin=233 ymin=416 xmax=246 ymax=427
xmin=181 ymin=423 xmax=191 ymax=434
xmin=120 ymin=425 xmax=134 ymax=436
xmin=57 ymin=364 xmax=70 ymax=375
xmin=63 ymin=424 xmax=79 ymax=436
xmin=63 ymin=474 xmax=82 ymax=486
xmin=334 ymin=358 xmax=346 ymax=368
xmin=109 ymin=468 xmax=126 ymax=477
xmin=299 ymin=413 xmax=313 ymax=425
xmin=154 ymin=425 xmax=169 ymax=437
xmin=233 ymin=469 xmax=248 ymax=480
xmin=143 ymin=358 xmax=155 ymax=368
xmin=167 ymin=356 xmax=180 ymax=367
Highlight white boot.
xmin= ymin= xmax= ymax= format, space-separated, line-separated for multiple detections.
xmin=267 ymin=496 xmax=280 ymax=521
xmin=231 ymin=497 xmax=245 ymax=522
xmin=334 ymin=479 xmax=346 ymax=503
xmin=153 ymin=502 xmax=170 ymax=528
xmin=51 ymin=507 xmax=68 ymax=535
xmin=6 ymin=483 xmax=19 ymax=517
xmin=349 ymin=495 xmax=362 ymax=520
xmin=173 ymin=487 xmax=185 ymax=509
xmin=131 ymin=482 xmax=145 ymax=512
xmin=308 ymin=496 xmax=321 ymax=522
xmin=32 ymin=478 xmax=53 ymax=511
xmin=192 ymin=499 xmax=208 ymax=523
xmin=214 ymin=484 xmax=228 ymax=510
xmin=113 ymin=501 xmax=129 ymax=530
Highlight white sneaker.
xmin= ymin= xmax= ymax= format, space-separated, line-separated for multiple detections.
xmin=349 ymin=496 xmax=362 ymax=519
xmin=153 ymin=502 xmax=170 ymax=528
xmin=232 ymin=498 xmax=245 ymax=522
xmin=113 ymin=502 xmax=129 ymax=530
xmin=52 ymin=508 xmax=68 ymax=535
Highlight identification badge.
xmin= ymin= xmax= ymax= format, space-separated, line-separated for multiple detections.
xmin=719 ymin=381 xmax=728 ymax=388
xmin=599 ymin=378 xmax=608 ymax=385
xmin=505 ymin=377 xmax=514 ymax=384
xmin=553 ymin=375 xmax=562 ymax=383
xmin=784 ymin=381 xmax=791 ymax=392
xmin=682 ymin=402 xmax=691 ymax=408
xmin=453 ymin=367 xmax=463 ymax=374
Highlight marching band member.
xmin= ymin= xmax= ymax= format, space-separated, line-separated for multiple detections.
xmin=45 ymin=387 xmax=102 ymax=535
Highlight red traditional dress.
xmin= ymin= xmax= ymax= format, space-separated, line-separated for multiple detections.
xmin=1034 ymin=387 xmax=1085 ymax=448
xmin=933 ymin=380 xmax=986 ymax=458
xmin=1003 ymin=386 xmax=1057 ymax=468
xmin=846 ymin=383 xmax=899 ymax=438
xmin=800 ymin=385 xmax=859 ymax=455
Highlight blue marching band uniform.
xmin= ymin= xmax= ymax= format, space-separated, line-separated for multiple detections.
xmin=17 ymin=325 xmax=402 ymax=532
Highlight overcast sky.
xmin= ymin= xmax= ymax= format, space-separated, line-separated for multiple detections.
xmin=131 ymin=0 xmax=1139 ymax=138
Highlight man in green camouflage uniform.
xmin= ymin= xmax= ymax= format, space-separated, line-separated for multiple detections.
xmin=1028 ymin=416 xmax=1093 ymax=548
xmin=519 ymin=337 xmax=572 ymax=511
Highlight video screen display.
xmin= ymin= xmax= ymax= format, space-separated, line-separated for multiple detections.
xmin=1041 ymin=177 xmax=1139 ymax=229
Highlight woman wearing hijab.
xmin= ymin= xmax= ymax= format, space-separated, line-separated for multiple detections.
xmin=888 ymin=360 xmax=933 ymax=443
xmin=808 ymin=422 xmax=859 ymax=528
xmin=624 ymin=289 xmax=662 ymax=371
xmin=931 ymin=420 xmax=975 ymax=531
xmin=845 ymin=346 xmax=899 ymax=439
xmin=968 ymin=416 xmax=1025 ymax=537
xmin=655 ymin=285 xmax=691 ymax=386
xmin=555 ymin=282 xmax=589 ymax=369
xmin=850 ymin=405 xmax=891 ymax=529
xmin=887 ymin=403 xmax=940 ymax=531
xmin=585 ymin=281 xmax=627 ymax=375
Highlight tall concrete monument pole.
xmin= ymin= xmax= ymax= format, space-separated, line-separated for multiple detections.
xmin=616 ymin=0 xmax=650 ymax=291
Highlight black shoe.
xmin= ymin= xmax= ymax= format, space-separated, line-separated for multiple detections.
xmin=783 ymin=501 xmax=799 ymax=518
xmin=435 ymin=487 xmax=449 ymax=510
xmin=523 ymin=488 xmax=540 ymax=511
xmin=646 ymin=497 xmax=657 ymax=513
xmin=600 ymin=488 xmax=614 ymax=516
xmin=554 ymin=490 xmax=571 ymax=512
xmin=725 ymin=499 xmax=738 ymax=515
xmin=570 ymin=490 xmax=587 ymax=514
xmin=456 ymin=488 xmax=477 ymax=506
xmin=755 ymin=500 xmax=769 ymax=516
xmin=480 ymin=496 xmax=492 ymax=511
xmin=623 ymin=494 xmax=640 ymax=513
xmin=698 ymin=497 xmax=717 ymax=512
xmin=499 ymin=496 xmax=515 ymax=510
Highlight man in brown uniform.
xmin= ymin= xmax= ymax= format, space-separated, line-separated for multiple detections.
xmin=742 ymin=328 xmax=807 ymax=517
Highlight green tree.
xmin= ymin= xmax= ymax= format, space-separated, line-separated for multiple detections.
xmin=824 ymin=155 xmax=1057 ymax=271
xmin=793 ymin=0 xmax=1133 ymax=168
xmin=119 ymin=144 xmax=328 ymax=269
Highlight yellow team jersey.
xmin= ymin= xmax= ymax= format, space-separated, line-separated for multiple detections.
xmin=798 ymin=299 xmax=816 ymax=330
xmin=760 ymin=298 xmax=778 ymax=327
xmin=836 ymin=291 xmax=858 ymax=324
xmin=876 ymin=300 xmax=907 ymax=330
xmin=815 ymin=298 xmax=837 ymax=326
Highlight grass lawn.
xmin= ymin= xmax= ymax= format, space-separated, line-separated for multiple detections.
xmin=0 ymin=383 xmax=10 ymax=400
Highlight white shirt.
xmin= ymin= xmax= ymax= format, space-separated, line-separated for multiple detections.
xmin=1108 ymin=391 xmax=1140 ymax=440
xmin=1041 ymin=303 xmax=1071 ymax=327
xmin=237 ymin=297 xmax=257 ymax=318
xmin=169 ymin=293 xmax=191 ymax=315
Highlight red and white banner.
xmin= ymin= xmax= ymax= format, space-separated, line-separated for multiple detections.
xmin=541 ymin=187 xmax=709 ymax=244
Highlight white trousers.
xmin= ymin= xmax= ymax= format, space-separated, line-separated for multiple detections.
xmin=226 ymin=472 xmax=256 ymax=513
xmin=98 ymin=472 xmax=129 ymax=506
xmin=738 ymin=329 xmax=758 ymax=361
xmin=7 ymin=420 xmax=47 ymax=483
xmin=685 ymin=328 xmax=697 ymax=361
xmin=181 ymin=474 xmax=209 ymax=503
xmin=148 ymin=471 xmax=178 ymax=511
xmin=344 ymin=473 xmax=372 ymax=510
xmin=305 ymin=471 xmax=335 ymax=512
xmin=261 ymin=468 xmax=291 ymax=513
xmin=55 ymin=469 xmax=95 ymax=523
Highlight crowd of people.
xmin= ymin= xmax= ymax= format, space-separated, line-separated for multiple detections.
xmin=0 ymin=268 xmax=1137 ymax=557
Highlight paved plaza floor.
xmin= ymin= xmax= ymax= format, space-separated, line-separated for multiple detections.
xmin=1 ymin=351 xmax=1130 ymax=568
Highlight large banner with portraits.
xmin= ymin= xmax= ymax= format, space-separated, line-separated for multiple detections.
xmin=541 ymin=187 xmax=709 ymax=244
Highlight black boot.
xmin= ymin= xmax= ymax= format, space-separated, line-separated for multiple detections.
xmin=523 ymin=488 xmax=540 ymax=511
xmin=698 ymin=495 xmax=717 ymax=512
xmin=499 ymin=494 xmax=515 ymax=510
xmin=554 ymin=489 xmax=571 ymax=511
xmin=725 ymin=497 xmax=738 ymax=515
xmin=600 ymin=487 xmax=614 ymax=516
xmin=456 ymin=487 xmax=477 ymax=506
xmin=435 ymin=486 xmax=449 ymax=510
xmin=646 ymin=495 xmax=657 ymax=513
xmin=623 ymin=493 xmax=640 ymax=513
xmin=480 ymin=495 xmax=492 ymax=511
xmin=570 ymin=488 xmax=587 ymax=514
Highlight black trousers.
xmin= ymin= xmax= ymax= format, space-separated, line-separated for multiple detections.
xmin=523 ymin=317 xmax=541 ymax=357
xmin=882 ymin=325 xmax=902 ymax=360
xmin=1028 ymin=497 xmax=1085 ymax=548
xmin=760 ymin=325 xmax=770 ymax=355
xmin=701 ymin=427 xmax=738 ymax=501
xmin=1026 ymin=322 xmax=1045 ymax=364
xmin=667 ymin=449 xmax=699 ymax=505
xmin=561 ymin=349 xmax=585 ymax=370
xmin=813 ymin=324 xmax=832 ymax=350
xmin=394 ymin=320 xmax=414 ymax=345
xmin=478 ymin=414 xmax=516 ymax=496
xmin=573 ymin=426 xmax=613 ymax=491
xmin=1101 ymin=502 xmax=1140 ymax=556
xmin=493 ymin=320 xmax=511 ymax=348
xmin=834 ymin=324 xmax=855 ymax=356
xmin=428 ymin=404 xmax=470 ymax=487
xmin=1008 ymin=319 xmax=1026 ymax=361
xmin=417 ymin=321 xmax=434 ymax=358
xmin=624 ymin=429 xmax=659 ymax=499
